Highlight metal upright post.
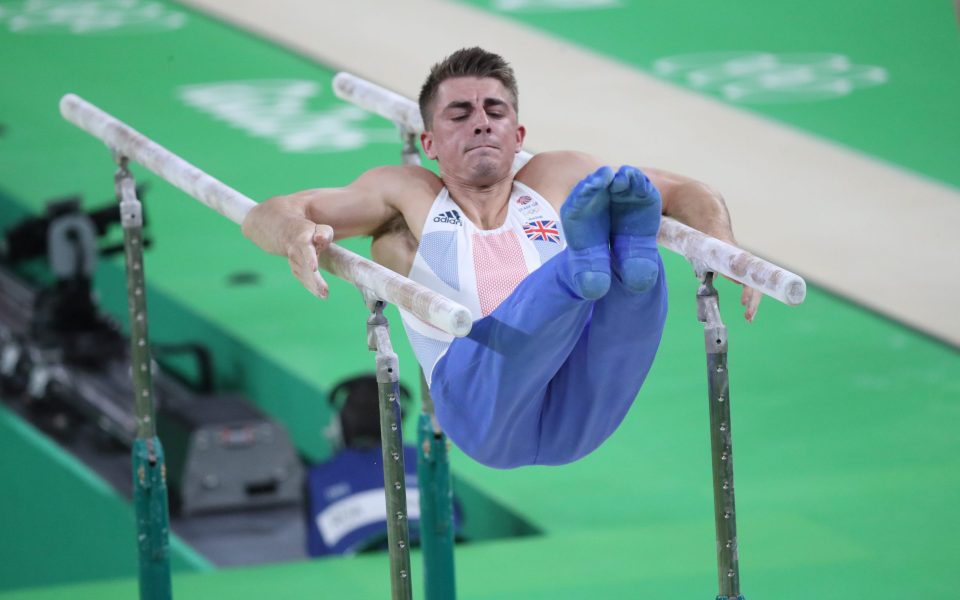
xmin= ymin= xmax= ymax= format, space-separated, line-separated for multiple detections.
xmin=416 ymin=372 xmax=457 ymax=600
xmin=367 ymin=300 xmax=413 ymax=600
xmin=697 ymin=273 xmax=744 ymax=600
xmin=115 ymin=159 xmax=173 ymax=600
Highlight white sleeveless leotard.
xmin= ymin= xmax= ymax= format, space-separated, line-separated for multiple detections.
xmin=398 ymin=181 xmax=567 ymax=385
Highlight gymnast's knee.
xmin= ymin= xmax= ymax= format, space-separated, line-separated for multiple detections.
xmin=531 ymin=446 xmax=594 ymax=467
xmin=451 ymin=425 xmax=605 ymax=468
xmin=458 ymin=439 xmax=539 ymax=470
xmin=531 ymin=425 xmax=615 ymax=466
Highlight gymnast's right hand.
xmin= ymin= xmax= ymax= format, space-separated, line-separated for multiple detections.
xmin=242 ymin=198 xmax=334 ymax=299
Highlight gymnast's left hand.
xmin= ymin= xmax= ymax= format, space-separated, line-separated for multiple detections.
xmin=241 ymin=198 xmax=334 ymax=299
xmin=715 ymin=242 xmax=761 ymax=323
xmin=740 ymin=284 xmax=761 ymax=323
xmin=287 ymin=221 xmax=334 ymax=299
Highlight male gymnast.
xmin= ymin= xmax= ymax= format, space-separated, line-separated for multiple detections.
xmin=242 ymin=47 xmax=759 ymax=468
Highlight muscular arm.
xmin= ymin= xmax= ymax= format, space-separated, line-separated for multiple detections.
xmin=241 ymin=165 xmax=431 ymax=298
xmin=645 ymin=167 xmax=761 ymax=321
xmin=645 ymin=169 xmax=735 ymax=243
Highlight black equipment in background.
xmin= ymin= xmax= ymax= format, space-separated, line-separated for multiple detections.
xmin=324 ymin=374 xmax=412 ymax=451
xmin=0 ymin=195 xmax=304 ymax=515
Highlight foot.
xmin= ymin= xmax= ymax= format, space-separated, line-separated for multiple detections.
xmin=609 ymin=166 xmax=662 ymax=294
xmin=560 ymin=166 xmax=614 ymax=299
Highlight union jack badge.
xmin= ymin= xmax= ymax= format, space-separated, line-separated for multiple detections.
xmin=523 ymin=220 xmax=561 ymax=244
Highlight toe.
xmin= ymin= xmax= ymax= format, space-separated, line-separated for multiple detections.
xmin=561 ymin=166 xmax=614 ymax=250
xmin=630 ymin=169 xmax=657 ymax=203
xmin=610 ymin=166 xmax=657 ymax=206
xmin=564 ymin=166 xmax=612 ymax=214
xmin=609 ymin=166 xmax=632 ymax=196
xmin=588 ymin=165 xmax=615 ymax=188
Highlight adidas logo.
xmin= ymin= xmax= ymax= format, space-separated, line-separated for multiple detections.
xmin=433 ymin=210 xmax=463 ymax=226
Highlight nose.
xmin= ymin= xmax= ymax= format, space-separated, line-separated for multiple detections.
xmin=472 ymin=111 xmax=492 ymax=135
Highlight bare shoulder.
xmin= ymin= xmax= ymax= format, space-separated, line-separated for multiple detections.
xmin=357 ymin=164 xmax=442 ymax=237
xmin=364 ymin=166 xmax=433 ymax=277
xmin=355 ymin=164 xmax=443 ymax=202
xmin=514 ymin=151 xmax=605 ymax=209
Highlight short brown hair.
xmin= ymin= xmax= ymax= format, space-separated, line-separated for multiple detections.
xmin=418 ymin=47 xmax=519 ymax=130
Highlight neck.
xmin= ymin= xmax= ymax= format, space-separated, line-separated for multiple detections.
xmin=442 ymin=172 xmax=514 ymax=230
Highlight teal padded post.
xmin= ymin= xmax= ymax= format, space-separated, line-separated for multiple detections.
xmin=132 ymin=438 xmax=173 ymax=600
xmin=416 ymin=403 xmax=456 ymax=600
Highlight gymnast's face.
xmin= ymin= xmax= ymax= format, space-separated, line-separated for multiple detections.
xmin=421 ymin=76 xmax=525 ymax=186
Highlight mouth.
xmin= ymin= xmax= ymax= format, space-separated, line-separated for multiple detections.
xmin=466 ymin=145 xmax=499 ymax=153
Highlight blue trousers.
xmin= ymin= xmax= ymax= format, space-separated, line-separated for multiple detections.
xmin=430 ymin=248 xmax=668 ymax=469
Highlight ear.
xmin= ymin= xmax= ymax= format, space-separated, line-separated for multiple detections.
xmin=421 ymin=131 xmax=437 ymax=160
xmin=514 ymin=124 xmax=526 ymax=153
